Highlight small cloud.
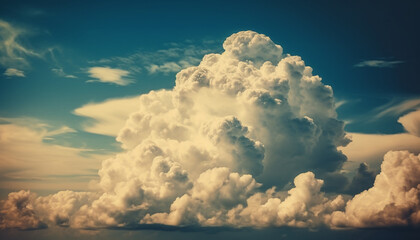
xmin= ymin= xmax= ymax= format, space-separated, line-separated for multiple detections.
xmin=3 ymin=68 xmax=25 ymax=77
xmin=87 ymin=67 xmax=132 ymax=86
xmin=354 ymin=60 xmax=403 ymax=68
xmin=147 ymin=62 xmax=182 ymax=74
xmin=52 ymin=68 xmax=77 ymax=78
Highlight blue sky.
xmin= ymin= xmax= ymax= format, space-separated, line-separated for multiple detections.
xmin=1 ymin=0 xmax=420 ymax=239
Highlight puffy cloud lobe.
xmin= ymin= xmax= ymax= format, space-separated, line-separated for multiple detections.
xmin=34 ymin=191 xmax=98 ymax=227
xmin=142 ymin=167 xmax=260 ymax=226
xmin=223 ymin=31 xmax=283 ymax=66
xmin=0 ymin=190 xmax=45 ymax=230
xmin=227 ymin=172 xmax=346 ymax=228
xmin=330 ymin=151 xmax=420 ymax=227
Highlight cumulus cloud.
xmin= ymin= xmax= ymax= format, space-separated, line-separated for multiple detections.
xmin=0 ymin=190 xmax=45 ymax=230
xmin=2 ymin=31 xmax=420 ymax=231
xmin=3 ymin=68 xmax=25 ymax=77
xmin=330 ymin=151 xmax=420 ymax=228
xmin=87 ymin=67 xmax=132 ymax=85
xmin=354 ymin=60 xmax=403 ymax=68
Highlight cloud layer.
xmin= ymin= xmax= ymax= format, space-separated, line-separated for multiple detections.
xmin=1 ymin=31 xmax=420 ymax=231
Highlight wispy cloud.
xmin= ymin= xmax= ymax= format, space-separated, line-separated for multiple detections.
xmin=91 ymin=40 xmax=220 ymax=75
xmin=0 ymin=19 xmax=41 ymax=69
xmin=87 ymin=67 xmax=132 ymax=86
xmin=52 ymin=68 xmax=77 ymax=78
xmin=147 ymin=62 xmax=183 ymax=74
xmin=373 ymin=98 xmax=420 ymax=119
xmin=3 ymin=68 xmax=25 ymax=77
xmin=354 ymin=60 xmax=403 ymax=68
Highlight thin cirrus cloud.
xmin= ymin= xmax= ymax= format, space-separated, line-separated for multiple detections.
xmin=51 ymin=68 xmax=77 ymax=79
xmin=3 ymin=68 xmax=25 ymax=77
xmin=373 ymin=98 xmax=420 ymax=119
xmin=354 ymin=59 xmax=403 ymax=68
xmin=91 ymin=41 xmax=217 ymax=75
xmin=87 ymin=67 xmax=133 ymax=86
xmin=0 ymin=19 xmax=41 ymax=69
xmin=1 ymin=31 xmax=420 ymax=231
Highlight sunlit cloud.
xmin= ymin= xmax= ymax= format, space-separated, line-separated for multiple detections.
xmin=0 ymin=117 xmax=108 ymax=193
xmin=87 ymin=67 xmax=132 ymax=85
xmin=3 ymin=68 xmax=25 ymax=77
xmin=1 ymin=31 xmax=420 ymax=231
xmin=73 ymin=96 xmax=139 ymax=136
xmin=354 ymin=60 xmax=403 ymax=68
xmin=398 ymin=109 xmax=420 ymax=137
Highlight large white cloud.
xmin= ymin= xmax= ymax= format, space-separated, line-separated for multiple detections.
xmin=2 ymin=31 xmax=420 ymax=231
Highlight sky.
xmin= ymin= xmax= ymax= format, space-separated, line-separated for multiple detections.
xmin=1 ymin=0 xmax=420 ymax=239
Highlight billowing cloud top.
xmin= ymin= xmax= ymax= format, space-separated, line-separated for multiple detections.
xmin=1 ymin=31 xmax=419 ymax=231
